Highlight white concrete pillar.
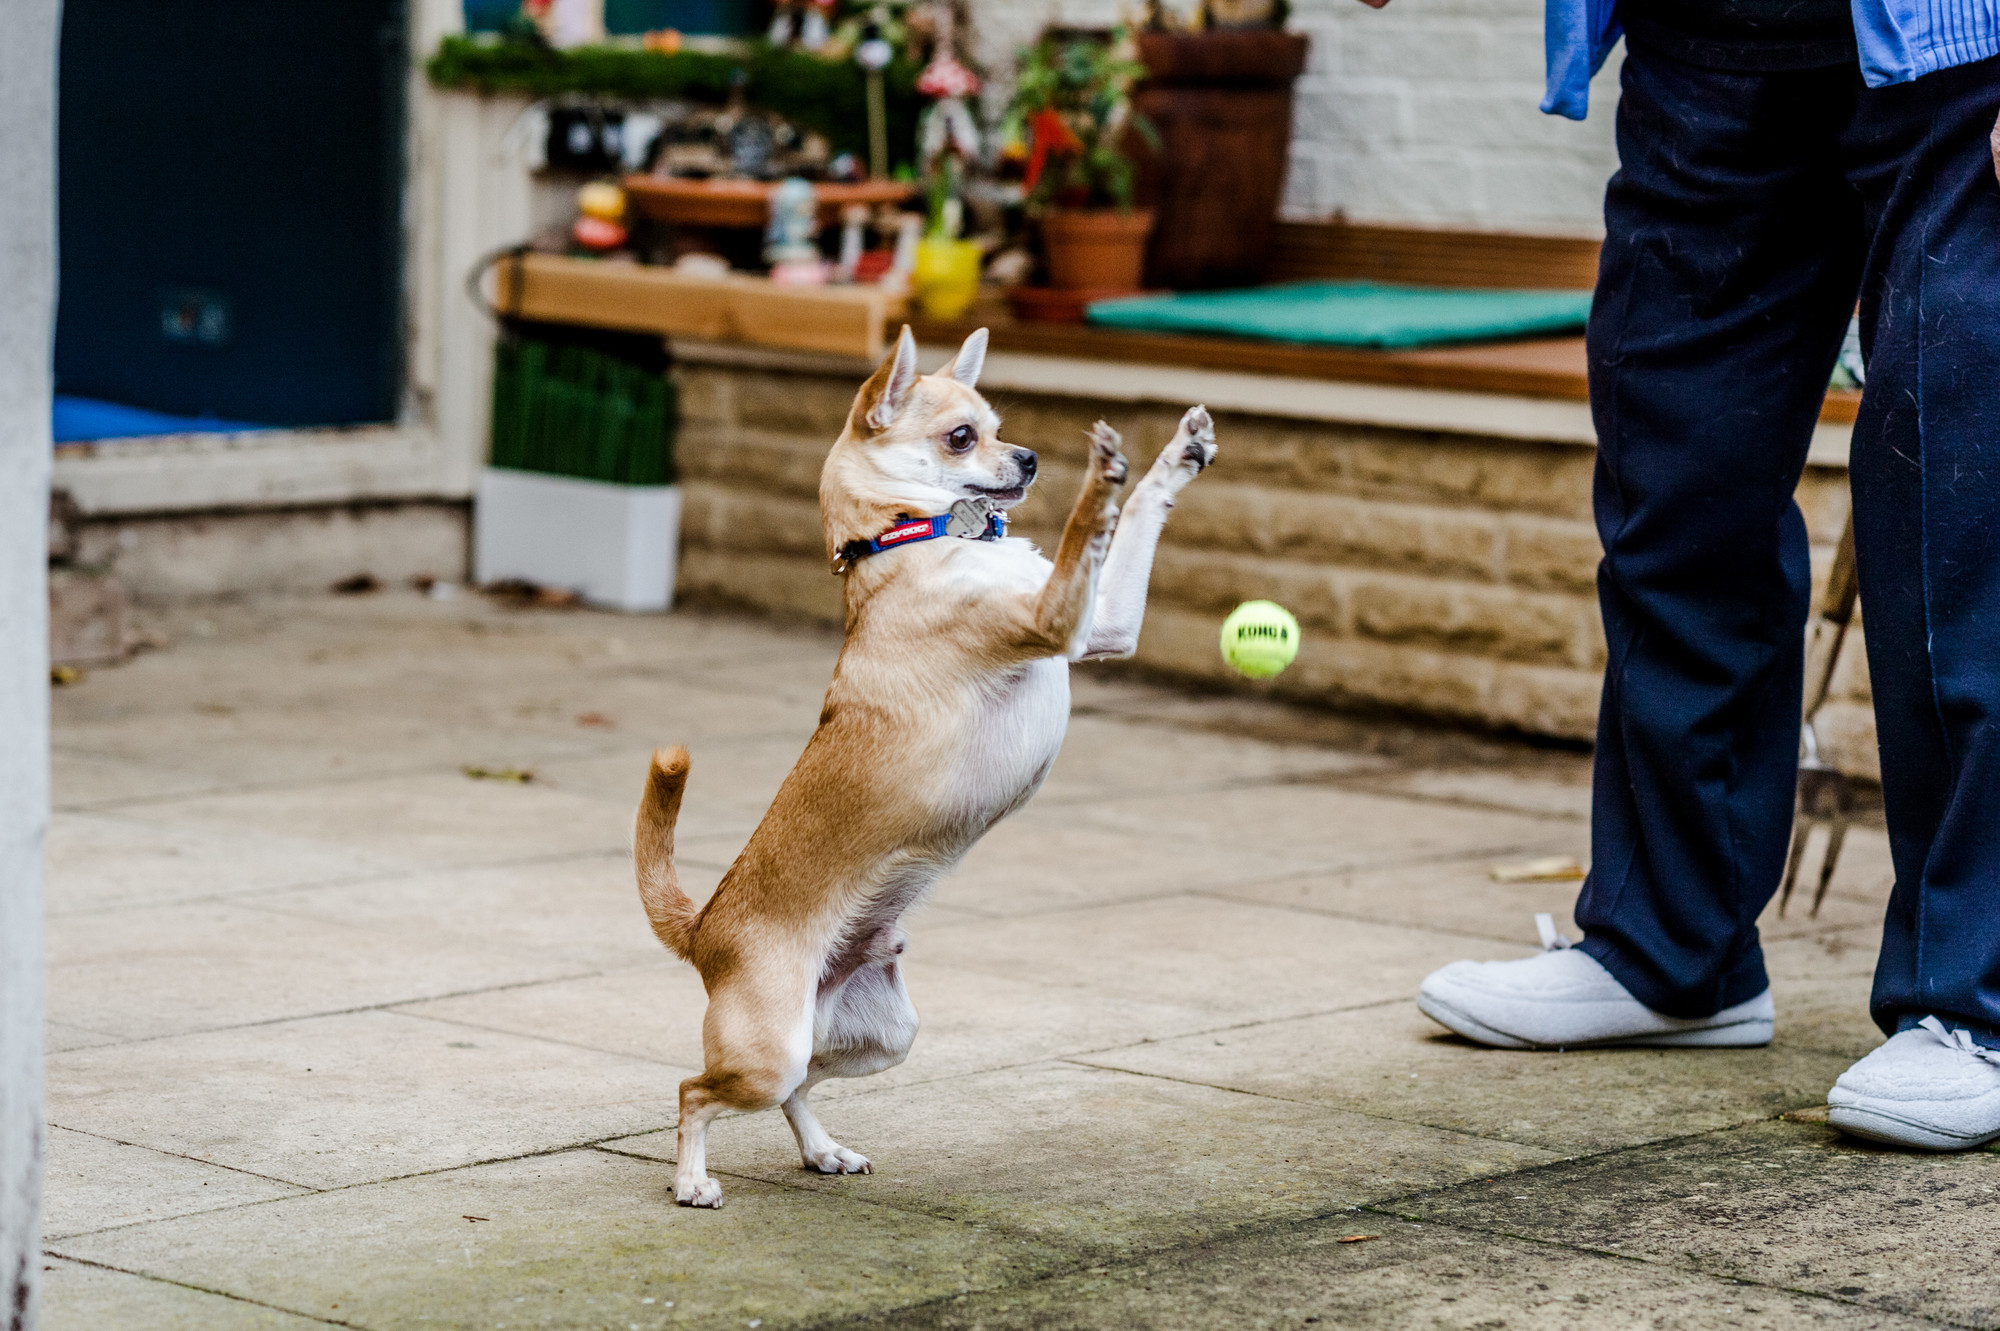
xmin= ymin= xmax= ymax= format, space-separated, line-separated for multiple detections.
xmin=0 ymin=1 xmax=59 ymax=1327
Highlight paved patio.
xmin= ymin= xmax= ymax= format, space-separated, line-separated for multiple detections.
xmin=39 ymin=591 xmax=1996 ymax=1329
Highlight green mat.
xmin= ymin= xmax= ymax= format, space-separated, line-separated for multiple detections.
xmin=1085 ymin=281 xmax=1593 ymax=350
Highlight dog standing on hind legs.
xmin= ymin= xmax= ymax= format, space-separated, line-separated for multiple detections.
xmin=634 ymin=326 xmax=1217 ymax=1207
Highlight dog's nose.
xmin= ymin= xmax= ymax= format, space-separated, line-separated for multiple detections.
xmin=1012 ymin=449 xmax=1038 ymax=479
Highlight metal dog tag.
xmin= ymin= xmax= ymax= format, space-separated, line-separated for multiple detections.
xmin=945 ymin=497 xmax=992 ymax=539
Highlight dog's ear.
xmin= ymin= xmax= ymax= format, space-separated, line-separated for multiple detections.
xmin=859 ymin=326 xmax=921 ymax=433
xmin=941 ymin=327 xmax=988 ymax=389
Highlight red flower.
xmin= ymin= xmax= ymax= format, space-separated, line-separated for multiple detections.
xmin=1023 ymin=109 xmax=1083 ymax=191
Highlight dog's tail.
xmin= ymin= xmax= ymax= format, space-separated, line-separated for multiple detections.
xmin=635 ymin=745 xmax=700 ymax=960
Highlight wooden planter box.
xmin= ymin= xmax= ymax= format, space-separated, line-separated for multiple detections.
xmin=1134 ymin=30 xmax=1311 ymax=291
xmin=475 ymin=468 xmax=683 ymax=612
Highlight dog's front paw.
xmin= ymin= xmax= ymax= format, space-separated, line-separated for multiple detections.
xmin=1158 ymin=405 xmax=1216 ymax=489
xmin=804 ymin=1145 xmax=873 ymax=1175
xmin=1088 ymin=421 xmax=1129 ymax=486
xmin=676 ymin=1177 xmax=725 ymax=1208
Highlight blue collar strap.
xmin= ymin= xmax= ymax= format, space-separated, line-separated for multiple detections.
xmin=834 ymin=497 xmax=1007 ymax=573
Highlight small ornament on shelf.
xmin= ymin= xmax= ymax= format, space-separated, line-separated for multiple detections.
xmin=572 ymin=179 xmax=629 ymax=252
xmin=765 ymin=178 xmax=829 ymax=285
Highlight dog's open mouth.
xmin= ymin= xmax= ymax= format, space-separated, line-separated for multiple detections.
xmin=968 ymin=485 xmax=1028 ymax=506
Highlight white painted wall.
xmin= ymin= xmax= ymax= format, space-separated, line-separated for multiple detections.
xmin=969 ymin=0 xmax=1623 ymax=236
xmin=0 ymin=1 xmax=57 ymax=1326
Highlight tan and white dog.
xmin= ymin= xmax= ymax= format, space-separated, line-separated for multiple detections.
xmin=634 ymin=326 xmax=1216 ymax=1207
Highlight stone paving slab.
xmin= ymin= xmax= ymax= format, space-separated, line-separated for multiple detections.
xmin=534 ymin=738 xmax=824 ymax=838
xmin=927 ymin=805 xmax=1317 ymax=916
xmin=49 ymin=1149 xmax=1073 ymax=1331
xmin=118 ymin=772 xmax=639 ymax=875
xmin=44 ymin=1127 xmax=310 ymax=1240
xmin=1080 ymin=1003 xmax=1857 ymax=1157
xmin=47 ymin=898 xmax=590 ymax=1040
xmin=1209 ymin=853 xmax=1590 ymax=946
xmin=825 ymin=1215 xmax=1951 ymax=1331
xmin=42 ymin=1259 xmax=334 ymax=1331
xmin=257 ymin=855 xmax=722 ymax=973
xmin=49 ymin=749 xmax=236 ymax=812
xmin=1401 ymin=1119 xmax=2000 ymax=1327
xmin=1352 ymin=764 xmax=1594 ymax=820
xmin=395 ymin=953 xmax=1210 ymax=1100
xmin=1028 ymin=714 xmax=1386 ymax=806
xmin=909 ymin=895 xmax=1527 ymax=1027
xmin=48 ymin=1010 xmax=688 ymax=1189
xmin=1064 ymin=781 xmax=1576 ymax=878
xmin=45 ymin=809 xmax=389 ymax=916
xmin=605 ymin=1060 xmax=1556 ymax=1256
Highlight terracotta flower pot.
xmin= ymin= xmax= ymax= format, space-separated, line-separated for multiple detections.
xmin=1041 ymin=208 xmax=1156 ymax=293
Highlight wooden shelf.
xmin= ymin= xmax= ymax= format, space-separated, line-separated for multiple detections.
xmin=496 ymin=252 xmax=904 ymax=360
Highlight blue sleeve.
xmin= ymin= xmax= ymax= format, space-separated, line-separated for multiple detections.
xmin=1542 ymin=0 xmax=1624 ymax=119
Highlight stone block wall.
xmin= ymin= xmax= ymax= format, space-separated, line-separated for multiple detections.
xmin=673 ymin=358 xmax=1874 ymax=778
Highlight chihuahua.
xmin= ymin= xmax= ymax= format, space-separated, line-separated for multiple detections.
xmin=635 ymin=326 xmax=1216 ymax=1206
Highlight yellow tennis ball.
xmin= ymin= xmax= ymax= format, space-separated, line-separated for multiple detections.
xmin=1220 ymin=600 xmax=1301 ymax=679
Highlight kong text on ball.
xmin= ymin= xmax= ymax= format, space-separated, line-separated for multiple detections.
xmin=1220 ymin=600 xmax=1300 ymax=679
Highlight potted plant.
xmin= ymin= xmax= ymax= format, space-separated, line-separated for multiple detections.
xmin=475 ymin=323 xmax=682 ymax=612
xmin=1004 ymin=29 xmax=1159 ymax=293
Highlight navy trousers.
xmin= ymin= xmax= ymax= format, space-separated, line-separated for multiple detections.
xmin=1575 ymin=39 xmax=2000 ymax=1042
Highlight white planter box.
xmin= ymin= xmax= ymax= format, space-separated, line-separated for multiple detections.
xmin=474 ymin=467 xmax=682 ymax=612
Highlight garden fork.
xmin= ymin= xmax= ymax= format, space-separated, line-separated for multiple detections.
xmin=1779 ymin=511 xmax=1859 ymax=918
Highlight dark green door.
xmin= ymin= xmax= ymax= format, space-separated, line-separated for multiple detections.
xmin=56 ymin=0 xmax=407 ymax=427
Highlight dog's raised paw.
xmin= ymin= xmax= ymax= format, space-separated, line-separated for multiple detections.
xmin=804 ymin=1145 xmax=873 ymax=1175
xmin=1173 ymin=405 xmax=1217 ymax=474
xmin=676 ymin=1178 xmax=725 ymax=1208
xmin=1088 ymin=421 xmax=1129 ymax=485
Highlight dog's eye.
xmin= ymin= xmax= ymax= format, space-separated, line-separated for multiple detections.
xmin=944 ymin=424 xmax=977 ymax=453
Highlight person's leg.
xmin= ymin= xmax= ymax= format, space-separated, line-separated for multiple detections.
xmin=1418 ymin=44 xmax=1864 ymax=1049
xmin=1841 ymin=54 xmax=2000 ymax=1047
xmin=1825 ymin=54 xmax=2000 ymax=1152
xmin=1574 ymin=44 xmax=1863 ymax=1019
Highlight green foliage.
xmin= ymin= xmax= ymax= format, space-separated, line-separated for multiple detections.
xmin=426 ymin=35 xmax=924 ymax=169
xmin=1003 ymin=29 xmax=1155 ymax=212
xmin=489 ymin=334 xmax=678 ymax=486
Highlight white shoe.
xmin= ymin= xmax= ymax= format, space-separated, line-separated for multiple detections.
xmin=1828 ymin=1017 xmax=2000 ymax=1151
xmin=1417 ymin=915 xmax=1775 ymax=1050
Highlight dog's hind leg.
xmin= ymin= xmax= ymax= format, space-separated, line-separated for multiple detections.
xmin=781 ymin=1082 xmax=872 ymax=1175
xmin=674 ymin=1075 xmax=730 ymax=1207
xmin=784 ymin=929 xmax=920 ymax=1175
xmin=675 ymin=972 xmax=816 ymax=1207
xmin=1084 ymin=405 xmax=1216 ymax=659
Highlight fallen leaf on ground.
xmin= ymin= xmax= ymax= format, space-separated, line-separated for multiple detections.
xmin=462 ymin=765 xmax=536 ymax=784
xmin=1337 ymin=1234 xmax=1378 ymax=1244
xmin=576 ymin=712 xmax=615 ymax=729
xmin=1490 ymin=855 xmax=1586 ymax=883
xmin=480 ymin=578 xmax=581 ymax=609
xmin=49 ymin=665 xmax=82 ymax=686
